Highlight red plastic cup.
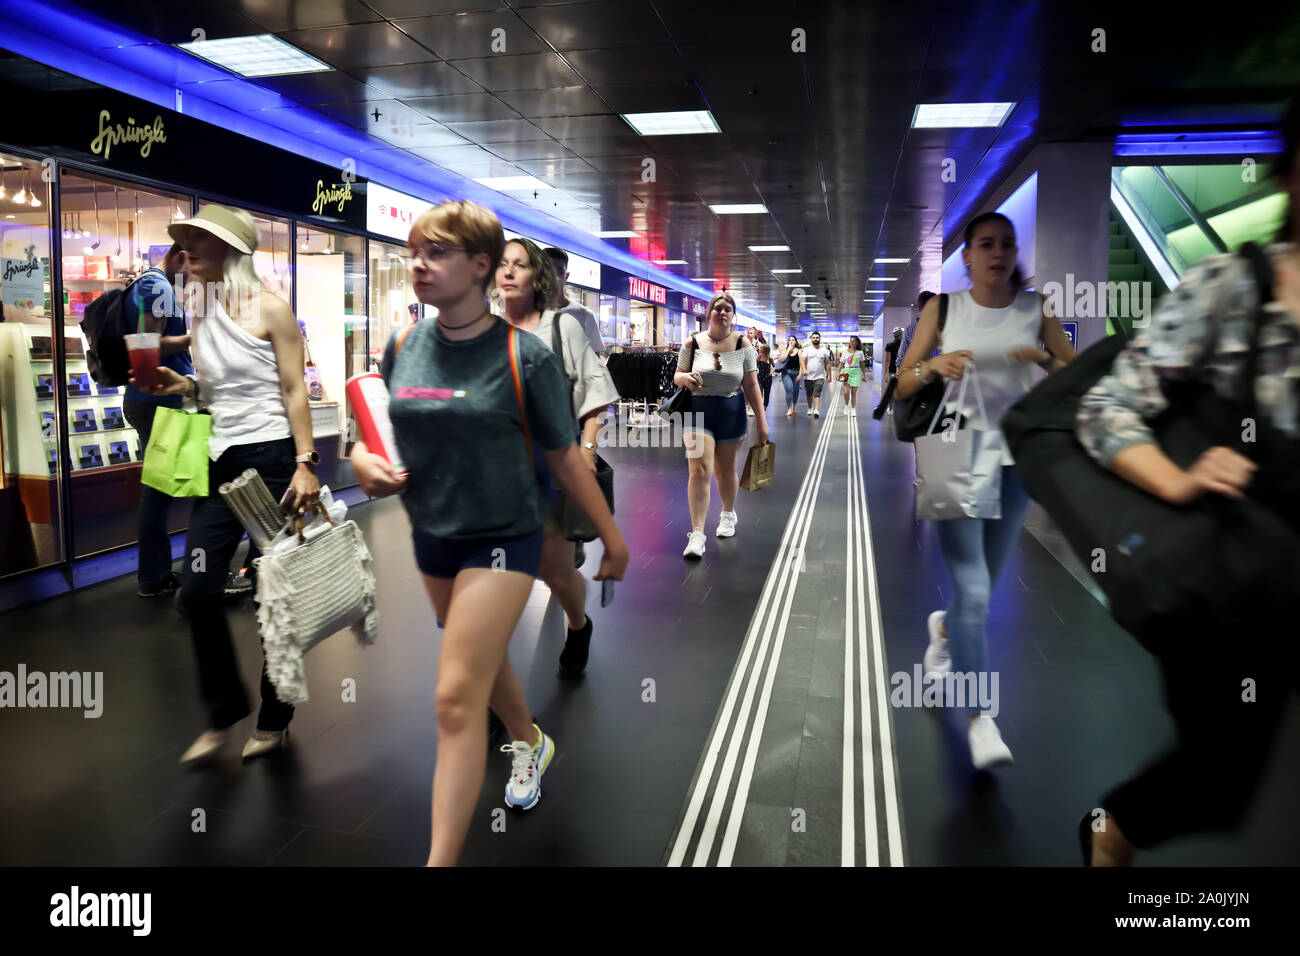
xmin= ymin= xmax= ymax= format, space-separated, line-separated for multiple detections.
xmin=125 ymin=332 xmax=162 ymax=390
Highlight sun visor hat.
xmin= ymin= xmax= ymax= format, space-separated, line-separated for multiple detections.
xmin=168 ymin=205 xmax=258 ymax=255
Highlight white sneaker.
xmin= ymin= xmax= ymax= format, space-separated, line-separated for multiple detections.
xmin=746 ymin=406 xmax=754 ymax=416
xmin=850 ymin=408 xmax=857 ymax=417
xmin=502 ymin=724 xmax=555 ymax=810
xmin=923 ymin=610 xmax=951 ymax=677
xmin=969 ymin=716 xmax=1014 ymax=770
xmin=806 ymin=408 xmax=814 ymax=417
xmin=716 ymin=511 xmax=737 ymax=538
xmin=843 ymin=406 xmax=850 ymax=416
xmin=683 ymin=531 xmax=706 ymax=559
xmin=813 ymin=409 xmax=820 ymax=418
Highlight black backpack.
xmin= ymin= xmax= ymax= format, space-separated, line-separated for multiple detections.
xmin=81 ymin=269 xmax=163 ymax=387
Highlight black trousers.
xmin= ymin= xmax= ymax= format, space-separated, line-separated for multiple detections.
xmin=1103 ymin=619 xmax=1294 ymax=849
xmin=181 ymin=436 xmax=296 ymax=732
xmin=123 ymin=400 xmax=179 ymax=585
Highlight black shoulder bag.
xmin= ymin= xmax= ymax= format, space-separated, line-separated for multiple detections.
xmin=1002 ymin=242 xmax=1300 ymax=646
xmin=894 ymin=293 xmax=955 ymax=441
xmin=658 ymin=333 xmax=698 ymax=420
xmin=551 ymin=313 xmax=616 ymax=543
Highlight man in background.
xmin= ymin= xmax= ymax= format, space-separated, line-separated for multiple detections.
xmin=545 ymin=247 xmax=606 ymax=359
xmin=123 ymin=244 xmax=193 ymax=597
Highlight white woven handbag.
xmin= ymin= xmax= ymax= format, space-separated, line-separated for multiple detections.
xmin=254 ymin=510 xmax=379 ymax=706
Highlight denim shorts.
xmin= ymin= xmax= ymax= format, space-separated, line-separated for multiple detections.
xmin=412 ymin=527 xmax=544 ymax=579
xmin=686 ymin=393 xmax=747 ymax=445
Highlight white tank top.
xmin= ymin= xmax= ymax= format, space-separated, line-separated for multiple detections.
xmin=191 ymin=297 xmax=292 ymax=460
xmin=938 ymin=290 xmax=1043 ymax=466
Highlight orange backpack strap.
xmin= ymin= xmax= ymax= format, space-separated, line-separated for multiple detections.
xmin=506 ymin=326 xmax=536 ymax=468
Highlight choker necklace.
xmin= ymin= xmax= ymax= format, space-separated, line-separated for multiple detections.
xmin=438 ymin=308 xmax=491 ymax=331
xmin=706 ymin=326 xmax=729 ymax=342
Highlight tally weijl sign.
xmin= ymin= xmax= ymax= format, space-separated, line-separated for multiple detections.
xmin=89 ymin=109 xmax=166 ymax=160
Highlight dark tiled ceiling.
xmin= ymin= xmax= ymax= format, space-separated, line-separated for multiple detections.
xmin=47 ymin=0 xmax=1300 ymax=326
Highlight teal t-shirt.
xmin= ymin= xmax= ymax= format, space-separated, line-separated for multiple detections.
xmin=381 ymin=317 xmax=575 ymax=540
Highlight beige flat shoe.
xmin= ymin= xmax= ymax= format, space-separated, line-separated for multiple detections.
xmin=180 ymin=729 xmax=228 ymax=765
xmin=241 ymin=729 xmax=289 ymax=761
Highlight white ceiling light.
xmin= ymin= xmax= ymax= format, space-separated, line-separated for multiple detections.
xmin=709 ymin=203 xmax=768 ymax=215
xmin=176 ymin=34 xmax=331 ymax=77
xmin=748 ymin=245 xmax=790 ymax=252
xmin=784 ymin=283 xmax=811 ymax=287
xmin=690 ymin=277 xmax=716 ymax=282
xmin=622 ymin=110 xmax=721 ymax=136
xmin=874 ymin=258 xmax=910 ymax=264
xmin=911 ymin=102 xmax=1015 ymax=128
xmin=474 ymin=175 xmax=554 ymax=192
xmin=652 ymin=259 xmax=687 ymax=265
xmin=595 ymin=230 xmax=641 ymax=239
xmin=770 ymin=268 xmax=801 ymax=274
xmin=866 ymin=277 xmax=898 ymax=282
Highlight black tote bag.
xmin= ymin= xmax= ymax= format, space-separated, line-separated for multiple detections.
xmin=894 ymin=294 xmax=961 ymax=441
xmin=1001 ymin=243 xmax=1300 ymax=645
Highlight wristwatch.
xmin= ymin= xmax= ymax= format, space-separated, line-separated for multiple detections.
xmin=295 ymin=450 xmax=320 ymax=465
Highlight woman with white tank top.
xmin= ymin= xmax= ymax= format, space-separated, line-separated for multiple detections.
xmin=132 ymin=205 xmax=321 ymax=766
xmin=894 ymin=212 xmax=1077 ymax=770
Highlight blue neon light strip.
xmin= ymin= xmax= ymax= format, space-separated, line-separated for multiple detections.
xmin=9 ymin=0 xmax=755 ymax=322
xmin=1114 ymin=131 xmax=1284 ymax=157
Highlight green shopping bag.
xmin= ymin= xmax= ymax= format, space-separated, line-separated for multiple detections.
xmin=141 ymin=408 xmax=212 ymax=497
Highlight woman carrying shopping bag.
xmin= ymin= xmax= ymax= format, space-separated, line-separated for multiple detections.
xmin=894 ymin=212 xmax=1075 ymax=769
xmin=1072 ymin=95 xmax=1300 ymax=867
xmin=134 ymin=205 xmax=321 ymax=765
xmin=350 ymin=200 xmax=627 ymax=866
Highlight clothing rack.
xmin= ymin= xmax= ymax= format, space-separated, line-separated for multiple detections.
xmin=605 ymin=349 xmax=679 ymax=427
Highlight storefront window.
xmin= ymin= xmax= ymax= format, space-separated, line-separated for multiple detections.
xmin=602 ymin=295 xmax=631 ymax=346
xmin=296 ymin=226 xmax=364 ymax=490
xmin=368 ymin=238 xmax=423 ymax=368
xmin=0 ymin=154 xmax=60 ymax=577
xmin=59 ymin=171 xmax=192 ymax=559
xmin=630 ymin=302 xmax=655 ymax=347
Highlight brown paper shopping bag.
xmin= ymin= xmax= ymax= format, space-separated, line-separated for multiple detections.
xmin=740 ymin=441 xmax=775 ymax=491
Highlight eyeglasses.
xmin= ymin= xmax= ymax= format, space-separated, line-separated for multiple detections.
xmin=406 ymin=243 xmax=465 ymax=267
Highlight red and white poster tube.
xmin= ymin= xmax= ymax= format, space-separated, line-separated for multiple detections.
xmin=346 ymin=373 xmax=407 ymax=477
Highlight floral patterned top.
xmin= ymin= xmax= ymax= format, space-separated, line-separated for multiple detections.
xmin=1077 ymin=243 xmax=1300 ymax=467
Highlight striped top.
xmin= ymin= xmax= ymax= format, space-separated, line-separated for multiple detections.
xmin=678 ymin=332 xmax=758 ymax=398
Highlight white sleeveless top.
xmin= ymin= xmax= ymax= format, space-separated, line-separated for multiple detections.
xmin=191 ymin=298 xmax=292 ymax=460
xmin=938 ymin=290 xmax=1043 ymax=466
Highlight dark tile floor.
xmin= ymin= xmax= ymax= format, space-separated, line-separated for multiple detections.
xmin=1 ymin=382 xmax=1297 ymax=866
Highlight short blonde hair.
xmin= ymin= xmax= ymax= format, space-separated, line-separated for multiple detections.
xmin=409 ymin=200 xmax=504 ymax=291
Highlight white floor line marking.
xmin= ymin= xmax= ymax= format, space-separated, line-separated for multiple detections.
xmin=852 ymin=424 xmax=879 ymax=866
xmin=713 ymin=390 xmax=839 ymax=866
xmin=842 ymin=403 xmax=856 ymax=866
xmin=668 ymin=390 xmax=840 ymax=867
xmin=856 ymin=420 xmax=905 ymax=865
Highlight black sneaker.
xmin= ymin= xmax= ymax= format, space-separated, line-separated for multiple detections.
xmin=558 ymin=615 xmax=593 ymax=679
xmin=223 ymin=568 xmax=255 ymax=604
xmin=138 ymin=572 xmax=181 ymax=598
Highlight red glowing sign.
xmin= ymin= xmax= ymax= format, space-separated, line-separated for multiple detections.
xmin=628 ymin=277 xmax=667 ymax=304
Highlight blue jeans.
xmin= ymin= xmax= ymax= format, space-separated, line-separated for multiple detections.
xmin=933 ymin=465 xmax=1032 ymax=715
xmin=780 ymin=368 xmax=799 ymax=410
